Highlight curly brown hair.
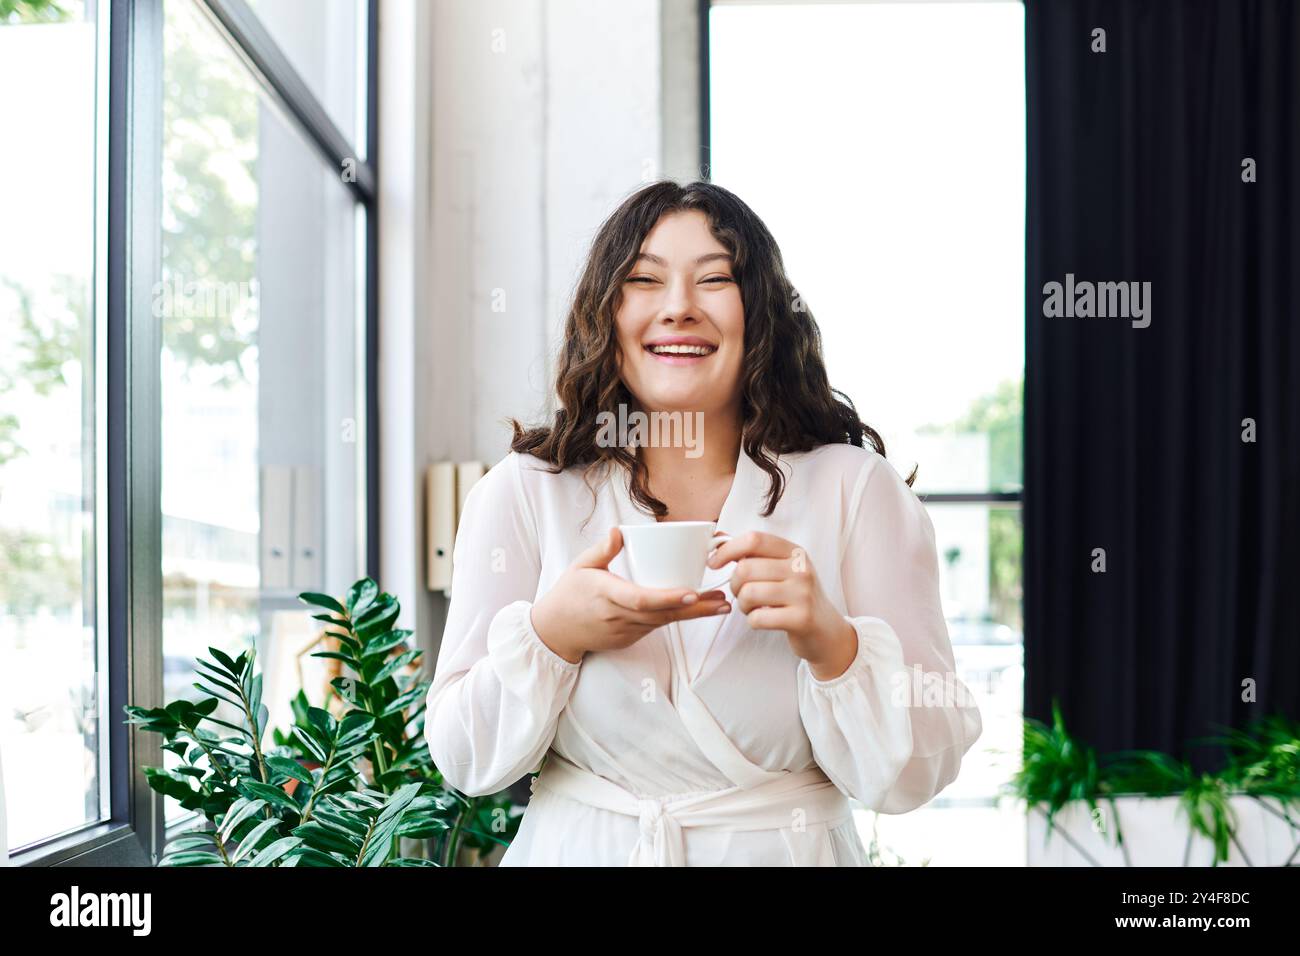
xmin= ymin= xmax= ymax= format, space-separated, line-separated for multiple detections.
xmin=507 ymin=180 xmax=915 ymax=527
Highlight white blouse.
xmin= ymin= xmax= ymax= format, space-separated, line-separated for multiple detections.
xmin=424 ymin=440 xmax=983 ymax=866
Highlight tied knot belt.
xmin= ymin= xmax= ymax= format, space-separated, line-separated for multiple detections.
xmin=533 ymin=753 xmax=853 ymax=866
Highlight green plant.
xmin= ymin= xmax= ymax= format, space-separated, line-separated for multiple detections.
xmin=124 ymin=577 xmax=523 ymax=866
xmin=1004 ymin=699 xmax=1300 ymax=865
xmin=1214 ymin=714 xmax=1300 ymax=807
xmin=1005 ymin=699 xmax=1106 ymax=838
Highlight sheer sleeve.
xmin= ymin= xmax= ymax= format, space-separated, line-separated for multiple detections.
xmin=424 ymin=452 xmax=581 ymax=797
xmin=796 ymin=453 xmax=983 ymax=813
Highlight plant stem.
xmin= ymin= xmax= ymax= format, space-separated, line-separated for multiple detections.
xmin=213 ymin=828 xmax=234 ymax=867
xmin=231 ymin=659 xmax=270 ymax=819
xmin=299 ymin=727 xmax=349 ymax=824
xmin=445 ymin=797 xmax=479 ymax=867
xmin=353 ymin=814 xmax=380 ymax=866
xmin=337 ymin=607 xmax=393 ymax=792
xmin=184 ymin=726 xmax=232 ymax=786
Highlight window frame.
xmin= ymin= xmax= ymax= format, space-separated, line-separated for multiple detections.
xmin=11 ymin=0 xmax=380 ymax=867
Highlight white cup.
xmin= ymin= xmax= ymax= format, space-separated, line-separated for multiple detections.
xmin=617 ymin=521 xmax=732 ymax=591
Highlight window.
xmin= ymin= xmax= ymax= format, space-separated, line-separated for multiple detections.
xmin=0 ymin=0 xmax=108 ymax=853
xmin=2 ymin=0 xmax=377 ymax=866
xmin=158 ymin=0 xmax=365 ymax=827
xmin=708 ymin=0 xmax=1025 ymax=865
xmin=245 ymin=0 xmax=366 ymax=155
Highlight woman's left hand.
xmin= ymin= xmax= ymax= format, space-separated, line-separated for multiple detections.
xmin=707 ymin=531 xmax=858 ymax=681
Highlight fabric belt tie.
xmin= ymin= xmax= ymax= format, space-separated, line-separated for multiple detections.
xmin=533 ymin=753 xmax=852 ymax=866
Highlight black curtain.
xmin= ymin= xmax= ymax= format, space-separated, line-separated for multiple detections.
xmin=1025 ymin=0 xmax=1300 ymax=770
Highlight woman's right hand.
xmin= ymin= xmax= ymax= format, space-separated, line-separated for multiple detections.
xmin=529 ymin=526 xmax=730 ymax=663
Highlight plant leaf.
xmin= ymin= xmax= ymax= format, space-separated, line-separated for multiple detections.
xmin=240 ymin=781 xmax=302 ymax=818
xmin=379 ymin=686 xmax=424 ymax=718
xmin=248 ymin=836 xmax=303 ymax=867
xmin=346 ymin=579 xmax=379 ymax=617
xmin=300 ymin=592 xmax=346 ymax=615
xmin=231 ymin=816 xmax=283 ymax=864
xmin=219 ymin=797 xmax=268 ymax=841
xmin=370 ymin=649 xmax=421 ymax=686
xmin=208 ymin=646 xmax=240 ymax=677
xmin=360 ymin=782 xmax=423 ymax=867
xmin=293 ymin=821 xmax=361 ymax=856
xmin=266 ymin=755 xmax=315 ymax=784
xmin=159 ymin=850 xmax=224 ymax=867
xmin=311 ymin=650 xmax=361 ymax=667
xmin=361 ymin=629 xmax=413 ymax=659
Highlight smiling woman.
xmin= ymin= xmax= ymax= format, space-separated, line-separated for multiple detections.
xmin=423 ymin=180 xmax=982 ymax=867
xmin=616 ymin=209 xmax=745 ymax=481
xmin=508 ymin=180 xmax=915 ymax=525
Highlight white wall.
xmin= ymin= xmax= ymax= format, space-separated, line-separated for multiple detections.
xmin=378 ymin=0 xmax=701 ymax=653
